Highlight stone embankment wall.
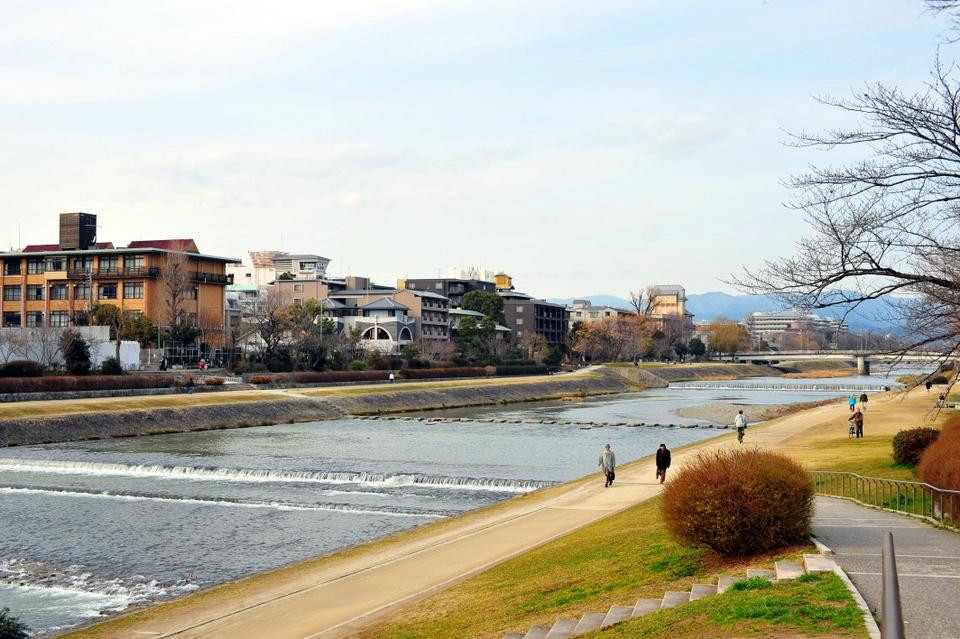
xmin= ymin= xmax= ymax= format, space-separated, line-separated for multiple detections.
xmin=0 ymin=373 xmax=627 ymax=447
xmin=607 ymin=363 xmax=782 ymax=384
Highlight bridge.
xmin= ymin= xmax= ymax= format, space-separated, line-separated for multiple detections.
xmin=712 ymin=350 xmax=946 ymax=376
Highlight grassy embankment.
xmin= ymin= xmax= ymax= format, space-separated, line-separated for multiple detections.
xmin=357 ymin=498 xmax=860 ymax=639
xmin=782 ymin=369 xmax=862 ymax=379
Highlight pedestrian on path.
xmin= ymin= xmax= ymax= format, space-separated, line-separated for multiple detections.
xmin=598 ymin=443 xmax=616 ymax=487
xmin=389 ymin=372 xmax=395 ymax=384
xmin=859 ymin=392 xmax=868 ymax=412
xmin=655 ymin=444 xmax=671 ymax=484
xmin=925 ymin=380 xmax=933 ymax=393
xmin=849 ymin=409 xmax=863 ymax=438
xmin=848 ymin=394 xmax=857 ymax=412
xmin=735 ymin=410 xmax=747 ymax=444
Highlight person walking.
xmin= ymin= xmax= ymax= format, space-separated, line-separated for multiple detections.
xmin=655 ymin=444 xmax=671 ymax=484
xmin=859 ymin=392 xmax=868 ymax=412
xmin=598 ymin=443 xmax=616 ymax=488
xmin=735 ymin=410 xmax=747 ymax=444
xmin=388 ymin=372 xmax=395 ymax=384
xmin=849 ymin=409 xmax=864 ymax=438
xmin=848 ymin=394 xmax=857 ymax=412
xmin=925 ymin=380 xmax=933 ymax=393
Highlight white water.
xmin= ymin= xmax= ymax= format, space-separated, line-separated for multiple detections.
xmin=0 ymin=458 xmax=552 ymax=493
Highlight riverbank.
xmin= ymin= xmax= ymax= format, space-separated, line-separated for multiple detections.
xmin=0 ymin=369 xmax=627 ymax=447
xmin=676 ymin=398 xmax=840 ymax=425
xmin=59 ymin=382 xmax=939 ymax=639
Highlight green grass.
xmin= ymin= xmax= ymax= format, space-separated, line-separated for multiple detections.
xmin=586 ymin=572 xmax=866 ymax=638
xmin=360 ymin=498 xmax=811 ymax=639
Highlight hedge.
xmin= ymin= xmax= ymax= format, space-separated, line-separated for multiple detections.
xmin=0 ymin=360 xmax=44 ymax=378
xmin=0 ymin=375 xmax=176 ymax=394
xmin=892 ymin=427 xmax=940 ymax=466
xmin=399 ymin=367 xmax=488 ymax=379
xmin=495 ymin=364 xmax=549 ymax=376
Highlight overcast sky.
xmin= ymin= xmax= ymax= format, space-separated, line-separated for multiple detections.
xmin=0 ymin=1 xmax=950 ymax=298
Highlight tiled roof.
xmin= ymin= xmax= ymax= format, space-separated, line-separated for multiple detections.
xmin=127 ymin=239 xmax=198 ymax=251
xmin=21 ymin=244 xmax=61 ymax=252
xmin=363 ymin=298 xmax=409 ymax=310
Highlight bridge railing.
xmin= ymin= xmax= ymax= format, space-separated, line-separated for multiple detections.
xmin=812 ymin=471 xmax=960 ymax=528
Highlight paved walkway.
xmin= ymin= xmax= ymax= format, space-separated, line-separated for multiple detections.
xmin=813 ymin=496 xmax=960 ymax=639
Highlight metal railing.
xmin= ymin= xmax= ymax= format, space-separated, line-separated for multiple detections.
xmin=812 ymin=471 xmax=960 ymax=527
xmin=881 ymin=531 xmax=905 ymax=639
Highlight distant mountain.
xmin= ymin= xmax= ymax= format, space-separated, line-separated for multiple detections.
xmin=550 ymin=292 xmax=902 ymax=333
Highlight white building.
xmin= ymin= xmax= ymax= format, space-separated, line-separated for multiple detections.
xmin=227 ymin=251 xmax=330 ymax=291
xmin=568 ymin=299 xmax=633 ymax=328
xmin=745 ymin=309 xmax=849 ymax=341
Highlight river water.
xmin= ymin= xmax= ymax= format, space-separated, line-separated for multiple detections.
xmin=0 ymin=368 xmax=918 ymax=635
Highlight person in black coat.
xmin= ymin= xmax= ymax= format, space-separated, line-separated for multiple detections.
xmin=655 ymin=443 xmax=671 ymax=484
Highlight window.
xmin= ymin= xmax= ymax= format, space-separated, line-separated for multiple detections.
xmin=45 ymin=256 xmax=66 ymax=271
xmin=293 ymin=284 xmax=304 ymax=292
xmin=517 ymin=330 xmax=522 ymax=337
xmin=3 ymin=260 xmax=21 ymax=275
xmin=516 ymin=305 xmax=524 ymax=313
xmin=435 ymin=283 xmax=443 ymax=289
xmin=181 ymin=286 xmax=197 ymax=300
xmin=72 ymin=257 xmax=93 ymax=272
xmin=27 ymin=259 xmax=45 ymax=274
xmin=74 ymin=284 xmax=91 ymax=300
xmin=27 ymin=285 xmax=44 ymax=301
xmin=50 ymin=311 xmax=69 ymax=327
xmin=98 ymin=256 xmax=118 ymax=273
xmin=123 ymin=282 xmax=144 ymax=299
xmin=50 ymin=284 xmax=68 ymax=300
xmin=3 ymin=286 xmax=21 ymax=301
xmin=124 ymin=255 xmax=144 ymax=271
xmin=3 ymin=312 xmax=21 ymax=327
xmin=293 ymin=298 xmax=303 ymax=305
xmin=25 ymin=311 xmax=43 ymax=327
xmin=98 ymin=283 xmax=117 ymax=299
xmin=516 ymin=318 xmax=524 ymax=325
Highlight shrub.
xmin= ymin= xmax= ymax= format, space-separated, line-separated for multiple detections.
xmin=892 ymin=427 xmax=940 ymax=466
xmin=60 ymin=330 xmax=91 ymax=375
xmin=0 ymin=360 xmax=43 ymax=377
xmin=100 ymin=357 xmax=123 ymax=375
xmin=495 ymin=364 xmax=550 ymax=376
xmin=662 ymin=449 xmax=813 ymax=556
xmin=917 ymin=416 xmax=960 ymax=490
xmin=398 ymin=367 xmax=488 ymax=379
xmin=203 ymin=377 xmax=225 ymax=386
xmin=249 ymin=374 xmax=276 ymax=385
xmin=0 ymin=607 xmax=30 ymax=639
xmin=349 ymin=359 xmax=368 ymax=371
xmin=0 ymin=375 xmax=175 ymax=394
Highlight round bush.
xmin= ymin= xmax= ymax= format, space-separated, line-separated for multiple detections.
xmin=892 ymin=427 xmax=940 ymax=466
xmin=99 ymin=357 xmax=123 ymax=375
xmin=661 ymin=449 xmax=814 ymax=556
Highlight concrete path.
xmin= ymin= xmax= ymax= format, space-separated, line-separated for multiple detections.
xmin=813 ymin=496 xmax=960 ymax=639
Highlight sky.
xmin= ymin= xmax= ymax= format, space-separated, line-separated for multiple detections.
xmin=0 ymin=0 xmax=952 ymax=298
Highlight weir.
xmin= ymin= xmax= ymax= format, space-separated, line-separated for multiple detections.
xmin=668 ymin=381 xmax=891 ymax=392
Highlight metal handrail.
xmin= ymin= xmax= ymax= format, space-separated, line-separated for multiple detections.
xmin=811 ymin=470 xmax=960 ymax=528
xmin=881 ymin=531 xmax=905 ymax=639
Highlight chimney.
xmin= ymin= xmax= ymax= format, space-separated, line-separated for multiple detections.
xmin=59 ymin=212 xmax=97 ymax=250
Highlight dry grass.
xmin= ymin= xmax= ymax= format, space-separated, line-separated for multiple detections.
xmin=0 ymin=391 xmax=282 ymax=419
xmin=782 ymin=369 xmax=860 ymax=379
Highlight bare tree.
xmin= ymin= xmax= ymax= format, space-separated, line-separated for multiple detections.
xmin=628 ymin=287 xmax=655 ymax=317
xmin=250 ymin=289 xmax=291 ymax=363
xmin=736 ymin=59 xmax=960 ymax=361
xmin=161 ymin=252 xmax=193 ymax=330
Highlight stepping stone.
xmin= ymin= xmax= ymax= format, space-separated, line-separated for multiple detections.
xmin=601 ymin=605 xmax=634 ymax=628
xmin=523 ymin=626 xmax=550 ymax=639
xmin=700 ymin=424 xmax=713 ymax=429
xmin=572 ymin=612 xmax=605 ymax=635
xmin=803 ymin=553 xmax=837 ymax=574
xmin=689 ymin=584 xmax=718 ymax=600
xmin=746 ymin=568 xmax=775 ymax=580
xmin=660 ymin=591 xmax=690 ymax=609
xmin=717 ymin=424 xmax=729 ymax=429
xmin=775 ymin=561 xmax=804 ymax=580
xmin=632 ymin=598 xmax=661 ymax=617
xmin=717 ymin=576 xmax=742 ymax=593
xmin=578 ymin=426 xmax=591 ymax=430
xmin=545 ymin=618 xmax=577 ymax=638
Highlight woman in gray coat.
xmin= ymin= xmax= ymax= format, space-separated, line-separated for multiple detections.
xmin=599 ymin=443 xmax=616 ymax=487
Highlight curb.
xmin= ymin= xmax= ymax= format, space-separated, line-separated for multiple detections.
xmin=811 ymin=535 xmax=880 ymax=639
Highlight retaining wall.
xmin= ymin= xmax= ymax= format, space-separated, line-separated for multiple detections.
xmin=0 ymin=372 xmax=627 ymax=446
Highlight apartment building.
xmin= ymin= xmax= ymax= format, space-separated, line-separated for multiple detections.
xmin=399 ymin=277 xmax=496 ymax=307
xmin=648 ymin=284 xmax=695 ymax=340
xmin=227 ymin=251 xmax=330 ymax=290
xmin=499 ymin=290 xmax=569 ymax=345
xmin=568 ymin=299 xmax=633 ymax=327
xmin=745 ymin=309 xmax=849 ymax=341
xmin=0 ymin=213 xmax=238 ymax=341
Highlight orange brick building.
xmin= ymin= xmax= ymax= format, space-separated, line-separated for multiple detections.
xmin=0 ymin=213 xmax=238 ymax=342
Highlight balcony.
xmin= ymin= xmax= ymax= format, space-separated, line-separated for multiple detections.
xmin=191 ymin=272 xmax=233 ymax=285
xmin=67 ymin=267 xmax=160 ymax=280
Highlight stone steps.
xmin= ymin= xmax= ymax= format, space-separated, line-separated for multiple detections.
xmin=501 ymin=552 xmax=839 ymax=638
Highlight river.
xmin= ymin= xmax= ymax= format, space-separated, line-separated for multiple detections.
xmin=0 ymin=368 xmax=918 ymax=636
